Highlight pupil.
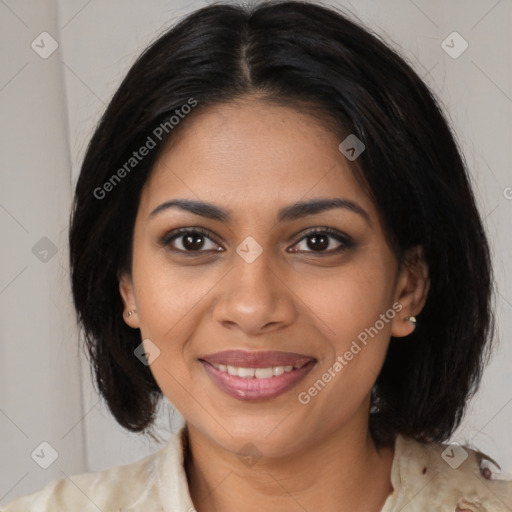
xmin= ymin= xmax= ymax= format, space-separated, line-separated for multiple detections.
xmin=308 ymin=234 xmax=328 ymax=251
xmin=184 ymin=234 xmax=204 ymax=250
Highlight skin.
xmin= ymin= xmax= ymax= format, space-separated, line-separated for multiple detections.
xmin=119 ymin=97 xmax=430 ymax=512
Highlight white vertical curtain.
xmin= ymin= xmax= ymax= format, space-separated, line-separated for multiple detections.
xmin=0 ymin=0 xmax=86 ymax=503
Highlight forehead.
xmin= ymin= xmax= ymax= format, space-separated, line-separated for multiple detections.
xmin=139 ymin=99 xmax=374 ymax=220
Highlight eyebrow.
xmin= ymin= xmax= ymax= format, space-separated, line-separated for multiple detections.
xmin=148 ymin=198 xmax=371 ymax=225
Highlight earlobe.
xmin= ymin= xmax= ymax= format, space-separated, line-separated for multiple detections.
xmin=391 ymin=246 xmax=430 ymax=338
xmin=119 ymin=271 xmax=140 ymax=328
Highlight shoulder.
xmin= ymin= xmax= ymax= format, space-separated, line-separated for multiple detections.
xmin=389 ymin=434 xmax=512 ymax=511
xmin=0 ymin=442 xmax=172 ymax=512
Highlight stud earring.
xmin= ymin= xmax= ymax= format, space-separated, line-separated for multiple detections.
xmin=405 ymin=316 xmax=417 ymax=326
xmin=125 ymin=309 xmax=136 ymax=317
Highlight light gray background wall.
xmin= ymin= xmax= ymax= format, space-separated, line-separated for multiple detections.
xmin=1 ymin=0 xmax=511 ymax=505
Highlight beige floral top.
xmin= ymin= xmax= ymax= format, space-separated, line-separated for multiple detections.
xmin=2 ymin=426 xmax=512 ymax=511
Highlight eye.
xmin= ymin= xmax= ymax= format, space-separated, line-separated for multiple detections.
xmin=159 ymin=226 xmax=353 ymax=256
xmin=289 ymin=227 xmax=353 ymax=255
xmin=159 ymin=227 xmax=223 ymax=254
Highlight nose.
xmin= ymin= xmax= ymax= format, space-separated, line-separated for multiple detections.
xmin=212 ymin=249 xmax=297 ymax=335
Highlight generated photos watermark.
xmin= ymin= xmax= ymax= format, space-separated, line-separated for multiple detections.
xmin=93 ymin=97 xmax=198 ymax=200
xmin=297 ymin=301 xmax=403 ymax=405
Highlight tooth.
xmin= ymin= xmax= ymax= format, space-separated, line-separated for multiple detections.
xmin=238 ymin=367 xmax=255 ymax=378
xmin=255 ymin=367 xmax=273 ymax=378
xmin=211 ymin=363 xmax=301 ymax=377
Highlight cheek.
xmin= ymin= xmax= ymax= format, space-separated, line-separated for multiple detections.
xmin=134 ymin=266 xmax=207 ymax=415
xmin=129 ymin=252 xmax=214 ymax=398
xmin=298 ymin=258 xmax=395 ymax=403
xmin=133 ymin=247 xmax=214 ymax=339
xmin=305 ymin=257 xmax=396 ymax=345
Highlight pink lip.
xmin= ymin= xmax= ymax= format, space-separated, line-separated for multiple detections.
xmin=199 ymin=350 xmax=316 ymax=401
xmin=200 ymin=350 xmax=315 ymax=368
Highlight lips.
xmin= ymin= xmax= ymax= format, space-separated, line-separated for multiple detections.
xmin=199 ymin=350 xmax=317 ymax=401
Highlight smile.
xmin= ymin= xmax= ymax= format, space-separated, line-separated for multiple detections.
xmin=199 ymin=351 xmax=316 ymax=401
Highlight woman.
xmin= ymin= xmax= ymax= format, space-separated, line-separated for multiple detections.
xmin=3 ymin=1 xmax=511 ymax=511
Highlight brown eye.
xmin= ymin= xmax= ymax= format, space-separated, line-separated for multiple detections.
xmin=160 ymin=228 xmax=223 ymax=253
xmin=290 ymin=228 xmax=354 ymax=255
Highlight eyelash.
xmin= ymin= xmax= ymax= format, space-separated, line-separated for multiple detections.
xmin=159 ymin=226 xmax=354 ymax=256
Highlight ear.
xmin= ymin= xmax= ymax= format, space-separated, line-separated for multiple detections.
xmin=119 ymin=270 xmax=140 ymax=329
xmin=391 ymin=245 xmax=430 ymax=338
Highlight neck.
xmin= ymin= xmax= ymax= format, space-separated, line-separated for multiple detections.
xmin=183 ymin=418 xmax=395 ymax=512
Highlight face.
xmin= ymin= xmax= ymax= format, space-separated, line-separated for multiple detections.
xmin=120 ymin=97 xmax=428 ymax=457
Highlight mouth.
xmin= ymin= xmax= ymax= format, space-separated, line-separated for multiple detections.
xmin=199 ymin=350 xmax=317 ymax=401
